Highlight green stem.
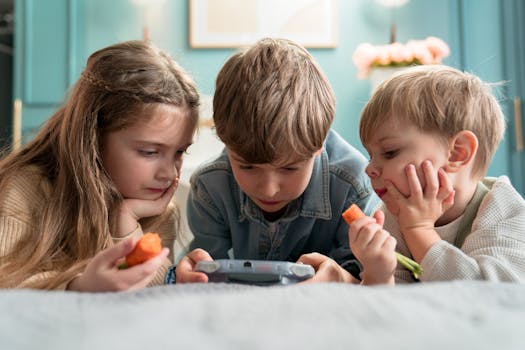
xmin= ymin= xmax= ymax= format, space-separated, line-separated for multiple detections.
xmin=395 ymin=252 xmax=423 ymax=280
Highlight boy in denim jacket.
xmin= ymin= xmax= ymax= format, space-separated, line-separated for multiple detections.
xmin=174 ymin=38 xmax=378 ymax=283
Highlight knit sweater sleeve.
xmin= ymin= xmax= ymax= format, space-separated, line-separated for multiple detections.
xmin=0 ymin=166 xmax=70 ymax=288
xmin=1 ymin=166 xmax=177 ymax=289
xmin=420 ymin=177 xmax=525 ymax=282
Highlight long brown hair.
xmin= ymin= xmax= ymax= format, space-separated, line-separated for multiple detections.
xmin=0 ymin=40 xmax=199 ymax=288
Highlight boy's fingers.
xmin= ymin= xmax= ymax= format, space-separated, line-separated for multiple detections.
xmin=443 ymin=190 xmax=455 ymax=208
xmin=358 ymin=223 xmax=386 ymax=249
xmin=406 ymin=164 xmax=423 ymax=197
xmin=186 ymin=248 xmax=213 ymax=265
xmin=175 ymin=258 xmax=209 ymax=283
xmin=422 ymin=160 xmax=439 ymax=197
xmin=436 ymin=168 xmax=454 ymax=201
xmin=348 ymin=217 xmax=376 ymax=245
xmin=308 ymin=260 xmax=347 ymax=283
xmin=373 ymin=210 xmax=385 ymax=227
xmin=175 ymin=250 xmax=212 ymax=283
xmin=383 ymin=235 xmax=397 ymax=250
xmin=296 ymin=252 xmax=328 ymax=269
xmin=181 ymin=272 xmax=209 ymax=283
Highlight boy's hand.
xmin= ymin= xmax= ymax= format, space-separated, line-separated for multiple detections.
xmin=116 ymin=183 xmax=177 ymax=238
xmin=297 ymin=253 xmax=356 ymax=284
xmin=388 ymin=160 xmax=454 ymax=230
xmin=386 ymin=160 xmax=454 ymax=261
xmin=67 ymin=238 xmax=169 ymax=292
xmin=348 ymin=210 xmax=396 ymax=285
xmin=175 ymin=248 xmax=212 ymax=283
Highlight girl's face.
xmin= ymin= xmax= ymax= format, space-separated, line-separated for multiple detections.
xmin=363 ymin=116 xmax=450 ymax=213
xmin=101 ymin=103 xmax=195 ymax=200
xmin=228 ymin=149 xmax=322 ymax=215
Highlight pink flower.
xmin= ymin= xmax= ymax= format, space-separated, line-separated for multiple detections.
xmin=352 ymin=43 xmax=379 ymax=78
xmin=424 ymin=36 xmax=451 ymax=61
xmin=352 ymin=36 xmax=450 ymax=79
xmin=388 ymin=42 xmax=412 ymax=63
xmin=406 ymin=40 xmax=433 ymax=65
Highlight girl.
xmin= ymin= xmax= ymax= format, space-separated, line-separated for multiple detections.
xmin=0 ymin=40 xmax=199 ymax=291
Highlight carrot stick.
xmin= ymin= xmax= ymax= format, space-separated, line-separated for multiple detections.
xmin=342 ymin=204 xmax=366 ymax=224
xmin=341 ymin=204 xmax=423 ymax=279
xmin=120 ymin=232 xmax=162 ymax=268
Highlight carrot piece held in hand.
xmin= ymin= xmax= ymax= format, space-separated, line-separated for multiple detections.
xmin=120 ymin=232 xmax=162 ymax=269
xmin=341 ymin=204 xmax=423 ymax=279
xmin=342 ymin=204 xmax=366 ymax=224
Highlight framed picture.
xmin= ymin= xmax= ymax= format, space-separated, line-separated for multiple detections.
xmin=189 ymin=0 xmax=338 ymax=48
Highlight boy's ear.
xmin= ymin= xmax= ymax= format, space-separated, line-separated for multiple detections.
xmin=445 ymin=130 xmax=478 ymax=173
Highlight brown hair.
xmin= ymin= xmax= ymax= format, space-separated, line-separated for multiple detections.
xmin=0 ymin=40 xmax=199 ymax=288
xmin=213 ymin=38 xmax=335 ymax=163
xmin=359 ymin=65 xmax=505 ymax=177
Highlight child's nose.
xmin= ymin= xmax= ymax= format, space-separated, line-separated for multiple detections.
xmin=260 ymin=173 xmax=280 ymax=197
xmin=159 ymin=159 xmax=179 ymax=182
xmin=365 ymin=162 xmax=380 ymax=178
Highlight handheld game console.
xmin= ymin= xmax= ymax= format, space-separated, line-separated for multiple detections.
xmin=195 ymin=259 xmax=315 ymax=286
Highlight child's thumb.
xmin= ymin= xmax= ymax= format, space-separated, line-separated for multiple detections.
xmin=373 ymin=210 xmax=385 ymax=227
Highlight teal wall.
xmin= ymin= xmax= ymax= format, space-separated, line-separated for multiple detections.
xmin=74 ymin=0 xmax=459 ymax=156
xmin=16 ymin=0 xmax=515 ymax=181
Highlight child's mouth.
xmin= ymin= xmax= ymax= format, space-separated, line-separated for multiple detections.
xmin=375 ymin=188 xmax=387 ymax=198
xmin=148 ymin=188 xmax=167 ymax=193
xmin=259 ymin=199 xmax=282 ymax=206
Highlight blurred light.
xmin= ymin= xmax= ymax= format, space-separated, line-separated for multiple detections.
xmin=374 ymin=0 xmax=409 ymax=8
xmin=131 ymin=0 xmax=167 ymax=6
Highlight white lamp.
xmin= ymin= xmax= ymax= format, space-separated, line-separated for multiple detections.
xmin=130 ymin=0 xmax=168 ymax=41
xmin=374 ymin=0 xmax=410 ymax=43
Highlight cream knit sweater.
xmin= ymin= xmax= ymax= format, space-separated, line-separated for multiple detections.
xmin=385 ymin=176 xmax=525 ymax=283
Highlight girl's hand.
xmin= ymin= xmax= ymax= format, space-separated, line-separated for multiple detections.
xmin=348 ymin=210 xmax=396 ymax=285
xmin=297 ymin=253 xmax=355 ymax=284
xmin=175 ymin=248 xmax=212 ymax=283
xmin=117 ymin=182 xmax=177 ymax=238
xmin=67 ymin=238 xmax=169 ymax=292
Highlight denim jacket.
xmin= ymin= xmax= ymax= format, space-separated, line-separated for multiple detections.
xmin=186 ymin=129 xmax=379 ymax=276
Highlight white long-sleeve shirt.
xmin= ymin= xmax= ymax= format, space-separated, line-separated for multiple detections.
xmin=384 ymin=176 xmax=525 ymax=283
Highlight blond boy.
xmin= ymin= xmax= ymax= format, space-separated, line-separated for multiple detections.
xmin=349 ymin=65 xmax=525 ymax=284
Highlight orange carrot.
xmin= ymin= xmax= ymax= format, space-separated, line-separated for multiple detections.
xmin=342 ymin=204 xmax=366 ymax=225
xmin=342 ymin=203 xmax=424 ymax=279
xmin=124 ymin=232 xmax=162 ymax=267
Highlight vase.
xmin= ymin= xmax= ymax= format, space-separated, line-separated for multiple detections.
xmin=369 ymin=66 xmax=412 ymax=93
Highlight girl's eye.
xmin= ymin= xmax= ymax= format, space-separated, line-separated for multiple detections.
xmin=139 ymin=150 xmax=158 ymax=157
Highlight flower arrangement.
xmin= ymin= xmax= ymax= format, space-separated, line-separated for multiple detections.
xmin=352 ymin=36 xmax=450 ymax=79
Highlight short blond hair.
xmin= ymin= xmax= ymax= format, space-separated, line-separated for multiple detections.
xmin=213 ymin=38 xmax=335 ymax=163
xmin=360 ymin=65 xmax=505 ymax=177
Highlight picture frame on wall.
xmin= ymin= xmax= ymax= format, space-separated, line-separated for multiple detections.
xmin=189 ymin=0 xmax=338 ymax=48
